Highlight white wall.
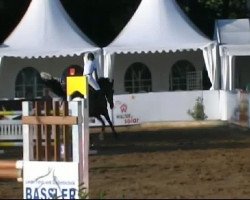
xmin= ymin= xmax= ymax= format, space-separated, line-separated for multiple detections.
xmin=0 ymin=90 xmax=248 ymax=128
xmin=109 ymin=90 xmax=221 ymax=126
xmin=113 ymin=50 xmax=205 ymax=94
xmin=220 ymin=90 xmax=250 ymax=125
xmin=106 ymin=90 xmax=250 ymax=126
xmin=219 ymin=90 xmax=238 ymax=121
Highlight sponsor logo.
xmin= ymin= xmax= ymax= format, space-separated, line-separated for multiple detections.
xmin=120 ymin=104 xmax=127 ymax=113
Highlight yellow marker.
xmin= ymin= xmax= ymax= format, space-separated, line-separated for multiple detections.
xmin=66 ymin=76 xmax=88 ymax=98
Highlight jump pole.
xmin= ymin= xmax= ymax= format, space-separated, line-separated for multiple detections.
xmin=66 ymin=75 xmax=93 ymax=193
xmin=66 ymin=75 xmax=97 ymax=153
xmin=0 ymin=160 xmax=23 ymax=181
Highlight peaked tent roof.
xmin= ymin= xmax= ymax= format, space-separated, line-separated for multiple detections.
xmin=103 ymin=0 xmax=215 ymax=54
xmin=0 ymin=0 xmax=100 ymax=58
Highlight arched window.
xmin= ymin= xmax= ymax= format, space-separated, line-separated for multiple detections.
xmin=124 ymin=62 xmax=152 ymax=93
xmin=15 ymin=67 xmax=44 ymax=99
xmin=170 ymin=60 xmax=202 ymax=91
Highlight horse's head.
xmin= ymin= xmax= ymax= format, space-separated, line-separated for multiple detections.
xmin=98 ymin=78 xmax=114 ymax=109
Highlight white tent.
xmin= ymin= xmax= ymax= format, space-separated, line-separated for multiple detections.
xmin=103 ymin=0 xmax=219 ymax=90
xmin=0 ymin=0 xmax=100 ymax=58
xmin=0 ymin=0 xmax=100 ymax=98
xmin=214 ymin=18 xmax=250 ymax=90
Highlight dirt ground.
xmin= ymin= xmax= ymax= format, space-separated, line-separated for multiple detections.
xmin=2 ymin=123 xmax=250 ymax=199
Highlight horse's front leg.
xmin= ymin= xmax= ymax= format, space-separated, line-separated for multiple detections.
xmin=103 ymin=113 xmax=118 ymax=139
xmin=96 ymin=116 xmax=105 ymax=141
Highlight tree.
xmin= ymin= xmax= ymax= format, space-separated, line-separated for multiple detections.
xmin=177 ymin=0 xmax=248 ymax=38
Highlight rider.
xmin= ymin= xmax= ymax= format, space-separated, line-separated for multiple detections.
xmin=83 ymin=52 xmax=101 ymax=92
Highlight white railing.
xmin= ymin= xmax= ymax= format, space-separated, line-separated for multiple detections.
xmin=0 ymin=120 xmax=22 ymax=140
xmin=0 ymin=120 xmax=62 ymax=147
xmin=0 ymin=120 xmax=23 ymax=146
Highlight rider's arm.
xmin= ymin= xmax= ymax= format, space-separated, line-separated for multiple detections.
xmin=94 ymin=68 xmax=99 ymax=80
xmin=93 ymin=62 xmax=99 ymax=80
xmin=83 ymin=61 xmax=92 ymax=75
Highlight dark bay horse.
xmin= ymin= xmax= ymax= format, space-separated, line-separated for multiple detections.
xmin=40 ymin=72 xmax=118 ymax=140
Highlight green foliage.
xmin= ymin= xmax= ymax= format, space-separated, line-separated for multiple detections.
xmin=188 ymin=97 xmax=208 ymax=121
xmin=179 ymin=0 xmax=247 ymax=18
xmin=177 ymin=0 xmax=248 ymax=38
xmin=77 ymin=182 xmax=108 ymax=199
xmin=99 ymin=191 xmax=107 ymax=199
xmin=198 ymin=0 xmax=247 ymax=18
xmin=78 ymin=183 xmax=89 ymax=199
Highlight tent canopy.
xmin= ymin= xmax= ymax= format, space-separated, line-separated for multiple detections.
xmin=214 ymin=18 xmax=250 ymax=90
xmin=104 ymin=0 xmax=214 ymax=54
xmin=215 ymin=18 xmax=250 ymax=45
xmin=103 ymin=0 xmax=218 ymax=90
xmin=0 ymin=0 xmax=99 ymax=58
xmin=215 ymin=18 xmax=250 ymax=56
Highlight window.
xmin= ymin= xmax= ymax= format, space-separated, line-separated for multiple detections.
xmin=170 ymin=60 xmax=202 ymax=91
xmin=15 ymin=67 xmax=44 ymax=99
xmin=124 ymin=62 xmax=152 ymax=93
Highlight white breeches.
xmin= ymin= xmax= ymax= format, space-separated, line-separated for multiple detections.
xmin=86 ymin=75 xmax=100 ymax=90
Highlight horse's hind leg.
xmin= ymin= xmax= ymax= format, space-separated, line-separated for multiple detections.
xmin=96 ymin=116 xmax=105 ymax=141
xmin=103 ymin=113 xmax=118 ymax=139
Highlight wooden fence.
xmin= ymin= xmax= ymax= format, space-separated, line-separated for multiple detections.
xmin=0 ymin=100 xmax=87 ymax=182
xmin=21 ymin=100 xmax=75 ymax=162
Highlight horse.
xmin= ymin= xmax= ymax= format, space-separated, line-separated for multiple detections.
xmin=40 ymin=72 xmax=118 ymax=140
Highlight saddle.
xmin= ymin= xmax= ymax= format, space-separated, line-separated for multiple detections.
xmin=89 ymin=85 xmax=104 ymax=101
